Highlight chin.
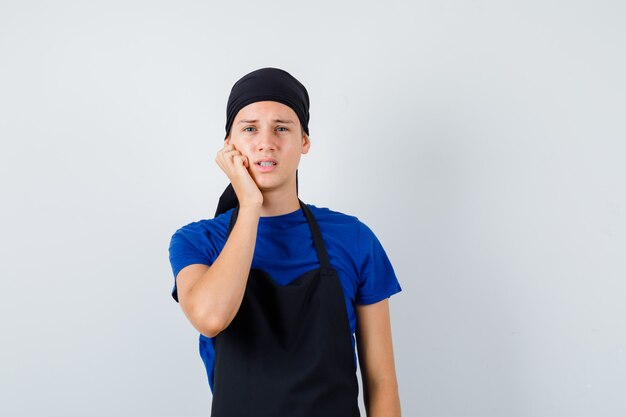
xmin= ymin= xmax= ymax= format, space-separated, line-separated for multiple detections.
xmin=255 ymin=178 xmax=283 ymax=192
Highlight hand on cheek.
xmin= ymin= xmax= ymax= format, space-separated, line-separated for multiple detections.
xmin=227 ymin=139 xmax=250 ymax=168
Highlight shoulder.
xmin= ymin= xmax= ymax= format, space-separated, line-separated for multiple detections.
xmin=307 ymin=203 xmax=358 ymax=222
xmin=306 ymin=203 xmax=380 ymax=249
xmin=307 ymin=203 xmax=373 ymax=234
xmin=307 ymin=204 xmax=391 ymax=264
xmin=307 ymin=203 xmax=362 ymax=229
xmin=170 ymin=208 xmax=235 ymax=245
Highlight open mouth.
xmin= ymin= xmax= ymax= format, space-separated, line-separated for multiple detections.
xmin=255 ymin=161 xmax=277 ymax=172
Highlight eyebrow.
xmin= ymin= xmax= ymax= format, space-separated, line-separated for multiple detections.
xmin=238 ymin=119 xmax=295 ymax=124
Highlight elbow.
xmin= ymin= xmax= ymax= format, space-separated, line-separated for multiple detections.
xmin=193 ymin=309 xmax=226 ymax=338
xmin=199 ymin=320 xmax=223 ymax=338
xmin=183 ymin=296 xmax=225 ymax=338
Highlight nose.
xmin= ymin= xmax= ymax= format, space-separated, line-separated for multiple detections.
xmin=256 ymin=128 xmax=277 ymax=151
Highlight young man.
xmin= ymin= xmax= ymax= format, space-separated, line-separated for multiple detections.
xmin=168 ymin=67 xmax=402 ymax=416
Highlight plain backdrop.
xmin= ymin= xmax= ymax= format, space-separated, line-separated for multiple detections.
xmin=1 ymin=1 xmax=624 ymax=416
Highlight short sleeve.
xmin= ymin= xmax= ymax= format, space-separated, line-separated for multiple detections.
xmin=168 ymin=229 xmax=213 ymax=303
xmin=356 ymin=221 xmax=402 ymax=305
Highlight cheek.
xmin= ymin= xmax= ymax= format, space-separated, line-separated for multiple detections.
xmin=231 ymin=139 xmax=251 ymax=153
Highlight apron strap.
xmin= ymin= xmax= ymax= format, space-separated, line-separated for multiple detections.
xmin=226 ymin=199 xmax=332 ymax=271
xmin=298 ymin=198 xmax=332 ymax=271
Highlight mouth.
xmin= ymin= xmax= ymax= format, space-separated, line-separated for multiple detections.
xmin=254 ymin=159 xmax=278 ymax=172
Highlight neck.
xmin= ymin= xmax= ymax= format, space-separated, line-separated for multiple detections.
xmin=259 ymin=178 xmax=301 ymax=217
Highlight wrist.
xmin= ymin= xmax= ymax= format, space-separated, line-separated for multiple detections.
xmin=238 ymin=203 xmax=262 ymax=215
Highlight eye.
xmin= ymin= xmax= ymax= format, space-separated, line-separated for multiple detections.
xmin=276 ymin=126 xmax=288 ymax=132
xmin=243 ymin=126 xmax=256 ymax=132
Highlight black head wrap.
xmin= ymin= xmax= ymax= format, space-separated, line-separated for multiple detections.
xmin=215 ymin=67 xmax=310 ymax=217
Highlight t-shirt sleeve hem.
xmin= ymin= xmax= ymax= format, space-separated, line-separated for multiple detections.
xmin=356 ymin=282 xmax=402 ymax=305
xmin=173 ymin=258 xmax=213 ymax=279
xmin=171 ymin=259 xmax=213 ymax=303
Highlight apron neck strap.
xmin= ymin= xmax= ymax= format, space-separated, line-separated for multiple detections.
xmin=226 ymin=199 xmax=332 ymax=271
xmin=298 ymin=199 xmax=332 ymax=270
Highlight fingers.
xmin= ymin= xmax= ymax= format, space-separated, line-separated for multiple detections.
xmin=233 ymin=154 xmax=248 ymax=169
xmin=226 ymin=150 xmax=249 ymax=168
xmin=216 ymin=142 xmax=250 ymax=170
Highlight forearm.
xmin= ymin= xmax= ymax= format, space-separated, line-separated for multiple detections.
xmin=187 ymin=205 xmax=261 ymax=336
xmin=364 ymin=378 xmax=401 ymax=417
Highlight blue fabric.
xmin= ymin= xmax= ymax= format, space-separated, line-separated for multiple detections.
xmin=168 ymin=203 xmax=402 ymax=393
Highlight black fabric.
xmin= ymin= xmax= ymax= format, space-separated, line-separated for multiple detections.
xmin=215 ymin=67 xmax=308 ymax=217
xmin=224 ymin=67 xmax=310 ymax=139
xmin=210 ymin=199 xmax=360 ymax=417
xmin=214 ymin=171 xmax=298 ymax=218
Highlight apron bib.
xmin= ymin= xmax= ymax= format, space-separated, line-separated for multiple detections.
xmin=210 ymin=199 xmax=360 ymax=417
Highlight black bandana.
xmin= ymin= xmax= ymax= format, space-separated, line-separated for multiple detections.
xmin=215 ymin=68 xmax=309 ymax=217
xmin=224 ymin=67 xmax=310 ymax=139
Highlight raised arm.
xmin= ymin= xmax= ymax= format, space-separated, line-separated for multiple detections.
xmin=176 ymin=139 xmax=263 ymax=337
xmin=175 ymin=204 xmax=261 ymax=338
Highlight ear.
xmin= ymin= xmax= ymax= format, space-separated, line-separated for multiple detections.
xmin=301 ymin=132 xmax=311 ymax=154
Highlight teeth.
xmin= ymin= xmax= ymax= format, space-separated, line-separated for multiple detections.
xmin=259 ymin=161 xmax=275 ymax=166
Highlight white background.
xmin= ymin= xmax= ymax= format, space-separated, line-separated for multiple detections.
xmin=1 ymin=0 xmax=625 ymax=416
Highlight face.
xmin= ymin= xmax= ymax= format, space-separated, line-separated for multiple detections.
xmin=226 ymin=100 xmax=310 ymax=193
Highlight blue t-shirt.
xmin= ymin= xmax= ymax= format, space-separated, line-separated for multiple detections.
xmin=168 ymin=203 xmax=402 ymax=393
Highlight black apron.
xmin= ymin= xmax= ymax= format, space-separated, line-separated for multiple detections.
xmin=210 ymin=199 xmax=360 ymax=417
